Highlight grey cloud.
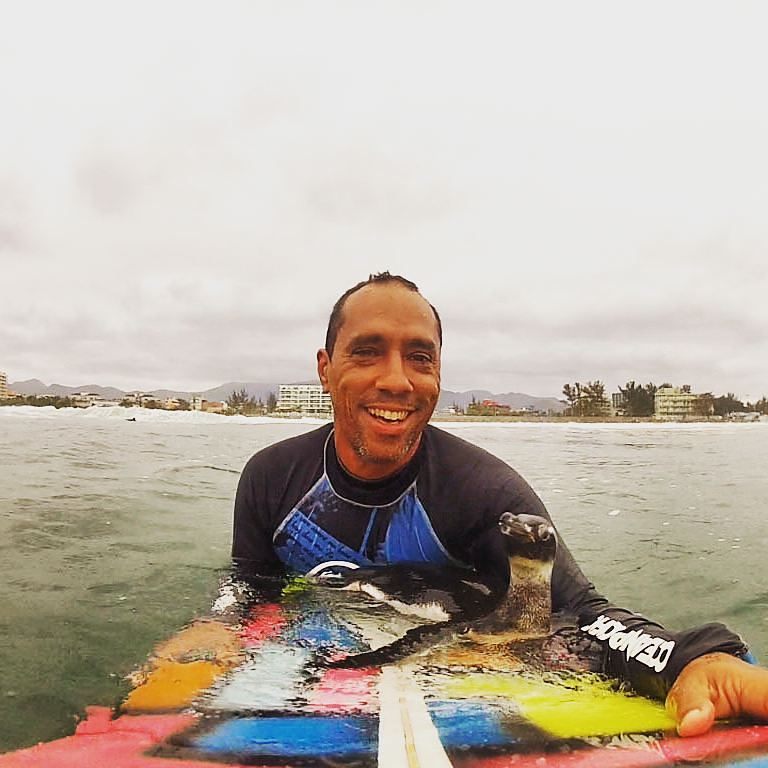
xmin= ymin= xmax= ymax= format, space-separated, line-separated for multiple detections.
xmin=446 ymin=303 xmax=766 ymax=346
xmin=304 ymin=149 xmax=456 ymax=228
xmin=75 ymin=151 xmax=148 ymax=216
xmin=0 ymin=224 xmax=26 ymax=252
xmin=0 ymin=179 xmax=31 ymax=254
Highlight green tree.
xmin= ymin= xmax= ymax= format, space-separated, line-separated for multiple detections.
xmin=695 ymin=392 xmax=715 ymax=417
xmin=713 ymin=393 xmax=746 ymax=416
xmin=562 ymin=383 xmax=580 ymax=415
xmin=227 ymin=387 xmax=255 ymax=414
xmin=266 ymin=392 xmax=278 ymax=413
xmin=580 ymin=380 xmax=610 ymax=417
xmin=619 ymin=381 xmax=656 ymax=417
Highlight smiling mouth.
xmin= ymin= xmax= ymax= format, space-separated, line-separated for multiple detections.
xmin=367 ymin=407 xmax=411 ymax=423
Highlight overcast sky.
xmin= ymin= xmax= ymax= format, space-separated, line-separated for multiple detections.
xmin=1 ymin=1 xmax=767 ymax=400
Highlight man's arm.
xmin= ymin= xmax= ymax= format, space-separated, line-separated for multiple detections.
xmin=550 ymin=535 xmax=768 ymax=735
xmin=552 ymin=536 xmax=749 ymax=697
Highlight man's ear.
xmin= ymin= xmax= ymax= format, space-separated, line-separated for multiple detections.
xmin=317 ymin=349 xmax=331 ymax=392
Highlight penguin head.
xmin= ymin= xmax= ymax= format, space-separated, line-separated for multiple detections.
xmin=498 ymin=513 xmax=556 ymax=562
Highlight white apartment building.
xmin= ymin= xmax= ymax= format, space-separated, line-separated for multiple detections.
xmin=0 ymin=371 xmax=8 ymax=399
xmin=654 ymin=385 xmax=701 ymax=421
xmin=277 ymin=384 xmax=332 ymax=416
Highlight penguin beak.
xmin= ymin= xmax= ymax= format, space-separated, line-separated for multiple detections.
xmin=498 ymin=513 xmax=555 ymax=544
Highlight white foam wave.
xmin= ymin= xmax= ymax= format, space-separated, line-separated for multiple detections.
xmin=0 ymin=405 xmax=330 ymax=426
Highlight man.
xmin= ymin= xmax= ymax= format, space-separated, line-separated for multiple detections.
xmin=232 ymin=272 xmax=768 ymax=737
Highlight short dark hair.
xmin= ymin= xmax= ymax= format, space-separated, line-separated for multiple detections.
xmin=324 ymin=271 xmax=443 ymax=357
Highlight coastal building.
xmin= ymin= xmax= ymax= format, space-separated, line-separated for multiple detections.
xmin=466 ymin=399 xmax=512 ymax=417
xmin=654 ymin=385 xmax=703 ymax=421
xmin=277 ymin=384 xmax=332 ymax=416
xmin=71 ymin=392 xmax=119 ymax=407
xmin=0 ymin=371 xmax=8 ymax=399
xmin=137 ymin=394 xmax=161 ymax=408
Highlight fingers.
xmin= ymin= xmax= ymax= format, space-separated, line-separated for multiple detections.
xmin=676 ymin=701 xmax=716 ymax=737
xmin=666 ymin=664 xmax=715 ymax=737
xmin=666 ymin=653 xmax=730 ymax=737
xmin=667 ymin=653 xmax=768 ymax=737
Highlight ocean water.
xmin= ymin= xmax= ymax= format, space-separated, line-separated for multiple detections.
xmin=1 ymin=406 xmax=767 ymax=753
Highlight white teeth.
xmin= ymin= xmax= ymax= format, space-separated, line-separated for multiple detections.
xmin=368 ymin=408 xmax=408 ymax=422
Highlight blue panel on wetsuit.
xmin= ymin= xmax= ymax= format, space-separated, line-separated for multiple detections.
xmin=193 ymin=715 xmax=378 ymax=758
xmin=382 ymin=488 xmax=460 ymax=566
xmin=274 ymin=505 xmax=372 ymax=573
xmin=274 ymin=474 xmax=461 ymax=574
xmin=274 ymin=476 xmax=374 ymax=573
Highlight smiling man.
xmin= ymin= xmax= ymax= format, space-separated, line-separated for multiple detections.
xmin=316 ymin=276 xmax=441 ymax=479
xmin=231 ymin=271 xmax=768 ymax=737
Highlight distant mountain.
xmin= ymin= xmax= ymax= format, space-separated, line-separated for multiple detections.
xmin=9 ymin=379 xmax=126 ymax=400
xmin=200 ymin=381 xmax=289 ymax=403
xmin=8 ymin=379 xmax=51 ymax=395
xmin=10 ymin=379 xmax=564 ymax=412
xmin=9 ymin=380 xmax=295 ymax=403
xmin=438 ymin=389 xmax=565 ymax=414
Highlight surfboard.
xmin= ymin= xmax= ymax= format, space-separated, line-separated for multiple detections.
xmin=3 ymin=577 xmax=768 ymax=768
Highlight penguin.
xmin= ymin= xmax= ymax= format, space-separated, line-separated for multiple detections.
xmin=310 ymin=512 xmax=557 ymax=668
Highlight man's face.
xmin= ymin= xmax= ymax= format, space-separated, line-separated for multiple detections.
xmin=317 ymin=283 xmax=441 ymax=481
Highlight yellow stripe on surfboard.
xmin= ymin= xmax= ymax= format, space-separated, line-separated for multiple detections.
xmin=441 ymin=672 xmax=675 ymax=738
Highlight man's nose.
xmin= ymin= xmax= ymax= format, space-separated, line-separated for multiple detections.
xmin=375 ymin=352 xmax=414 ymax=393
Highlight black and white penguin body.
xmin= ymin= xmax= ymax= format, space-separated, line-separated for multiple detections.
xmin=310 ymin=512 xmax=557 ymax=668
xmin=311 ymin=562 xmax=499 ymax=624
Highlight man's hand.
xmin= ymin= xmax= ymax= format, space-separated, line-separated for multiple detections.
xmin=666 ymin=652 xmax=768 ymax=736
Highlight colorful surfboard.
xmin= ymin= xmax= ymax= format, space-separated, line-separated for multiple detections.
xmin=3 ymin=579 xmax=768 ymax=768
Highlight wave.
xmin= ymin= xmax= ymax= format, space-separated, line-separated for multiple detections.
xmin=0 ymin=405 xmax=331 ymax=426
xmin=2 ymin=405 xmax=764 ymax=430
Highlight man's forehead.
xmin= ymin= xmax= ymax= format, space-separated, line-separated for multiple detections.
xmin=345 ymin=282 xmax=433 ymax=315
xmin=340 ymin=283 xmax=438 ymax=333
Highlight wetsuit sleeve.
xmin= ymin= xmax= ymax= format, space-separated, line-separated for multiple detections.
xmin=231 ymin=452 xmax=284 ymax=578
xmin=552 ymin=537 xmax=750 ymax=699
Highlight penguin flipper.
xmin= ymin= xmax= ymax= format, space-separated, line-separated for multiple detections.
xmin=326 ymin=622 xmax=458 ymax=669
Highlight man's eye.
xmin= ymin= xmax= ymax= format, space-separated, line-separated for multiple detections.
xmin=409 ymin=352 xmax=434 ymax=365
xmin=351 ymin=348 xmax=378 ymax=357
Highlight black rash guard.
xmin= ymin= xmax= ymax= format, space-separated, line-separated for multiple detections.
xmin=232 ymin=422 xmax=748 ymax=699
